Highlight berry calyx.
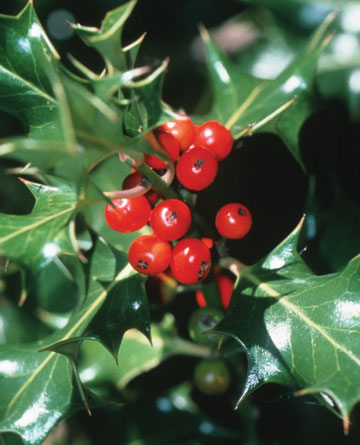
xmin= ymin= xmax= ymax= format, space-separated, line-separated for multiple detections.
xmin=129 ymin=234 xmax=172 ymax=275
xmin=170 ymin=238 xmax=211 ymax=284
xmin=193 ymin=359 xmax=231 ymax=395
xmin=150 ymin=199 xmax=192 ymax=241
xmin=188 ymin=307 xmax=224 ymax=346
xmin=176 ymin=147 xmax=218 ymax=191
xmin=194 ymin=120 xmax=233 ymax=161
xmin=215 ymin=203 xmax=252 ymax=239
xmin=104 ymin=196 xmax=151 ymax=233
xmin=158 ymin=115 xmax=196 ymax=151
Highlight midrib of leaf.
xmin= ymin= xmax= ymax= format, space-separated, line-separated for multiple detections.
xmin=0 ymin=205 xmax=76 ymax=244
xmin=5 ymin=263 xmax=134 ymax=415
xmin=246 ymin=273 xmax=360 ymax=368
xmin=225 ymin=84 xmax=264 ymax=130
xmin=0 ymin=65 xmax=56 ymax=105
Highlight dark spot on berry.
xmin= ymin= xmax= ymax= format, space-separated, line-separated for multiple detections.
xmin=201 ymin=314 xmax=215 ymax=327
xmin=237 ymin=208 xmax=246 ymax=216
xmin=137 ymin=259 xmax=149 ymax=270
xmin=198 ymin=261 xmax=209 ymax=280
xmin=194 ymin=159 xmax=204 ymax=169
xmin=166 ymin=211 xmax=178 ymax=225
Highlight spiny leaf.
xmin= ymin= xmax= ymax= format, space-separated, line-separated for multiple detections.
xmin=71 ymin=0 xmax=137 ymax=73
xmin=0 ymin=1 xmax=61 ymax=140
xmin=218 ymin=218 xmax=360 ymax=427
xmin=200 ymin=12 xmax=337 ymax=168
xmin=0 ymin=179 xmax=77 ymax=272
xmin=0 ymin=236 xmax=151 ymax=443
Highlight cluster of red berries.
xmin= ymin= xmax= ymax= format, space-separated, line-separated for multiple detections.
xmin=104 ymin=115 xmax=252 ymax=290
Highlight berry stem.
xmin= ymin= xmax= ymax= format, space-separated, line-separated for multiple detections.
xmin=137 ymin=162 xmax=179 ymax=200
xmin=169 ymin=337 xmax=214 ymax=358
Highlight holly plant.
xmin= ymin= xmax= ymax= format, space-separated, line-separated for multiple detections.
xmin=1 ymin=1 xmax=360 ymax=444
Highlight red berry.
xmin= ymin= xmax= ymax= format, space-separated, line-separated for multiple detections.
xmin=176 ymin=147 xmax=218 ymax=191
xmin=122 ymin=172 xmax=160 ymax=206
xmin=145 ymin=131 xmax=180 ymax=170
xmin=215 ymin=203 xmax=252 ymax=239
xmin=150 ymin=199 xmax=192 ymax=241
xmin=215 ymin=268 xmax=234 ymax=310
xmin=145 ymin=190 xmax=160 ymax=206
xmin=122 ymin=171 xmax=145 ymax=189
xmin=170 ymin=238 xmax=211 ymax=285
xmin=195 ymin=290 xmax=207 ymax=307
xmin=104 ymin=196 xmax=151 ymax=233
xmin=201 ymin=237 xmax=214 ymax=249
xmin=129 ymin=234 xmax=172 ymax=275
xmin=194 ymin=121 xmax=233 ymax=161
xmin=144 ymin=153 xmax=167 ymax=170
xmin=159 ymin=115 xmax=196 ymax=151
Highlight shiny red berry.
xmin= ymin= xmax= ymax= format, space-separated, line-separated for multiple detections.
xmin=170 ymin=238 xmax=211 ymax=285
xmin=145 ymin=132 xmax=180 ymax=170
xmin=215 ymin=268 xmax=235 ymax=310
xmin=158 ymin=115 xmax=196 ymax=151
xmin=194 ymin=121 xmax=233 ymax=161
xmin=122 ymin=173 xmax=160 ymax=206
xmin=176 ymin=147 xmax=218 ymax=191
xmin=129 ymin=234 xmax=172 ymax=275
xmin=150 ymin=199 xmax=192 ymax=241
xmin=104 ymin=196 xmax=151 ymax=233
xmin=215 ymin=203 xmax=252 ymax=239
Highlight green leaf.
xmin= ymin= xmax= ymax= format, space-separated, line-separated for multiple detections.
xmin=218 ymin=218 xmax=360 ymax=428
xmin=83 ymin=240 xmax=151 ymax=360
xmin=0 ymin=236 xmax=152 ymax=443
xmin=71 ymin=0 xmax=137 ymax=73
xmin=0 ymin=179 xmax=77 ymax=273
xmin=200 ymin=12 xmax=336 ymax=168
xmin=0 ymin=2 xmax=60 ymax=140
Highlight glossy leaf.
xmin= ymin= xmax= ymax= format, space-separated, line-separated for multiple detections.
xmin=0 ymin=236 xmax=152 ymax=444
xmin=82 ymin=239 xmax=151 ymax=360
xmin=0 ymin=179 xmax=77 ymax=273
xmin=71 ymin=0 xmax=137 ymax=72
xmin=218 ymin=219 xmax=360 ymax=428
xmin=200 ymin=13 xmax=336 ymax=168
xmin=0 ymin=2 xmax=62 ymax=140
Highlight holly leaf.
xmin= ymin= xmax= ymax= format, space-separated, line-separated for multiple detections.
xmin=200 ymin=12 xmax=336 ymax=168
xmin=81 ymin=239 xmax=151 ymax=361
xmin=71 ymin=0 xmax=137 ymax=73
xmin=218 ymin=218 xmax=360 ymax=431
xmin=0 ymin=179 xmax=77 ymax=273
xmin=0 ymin=2 xmax=62 ymax=140
xmin=0 ymin=237 xmax=151 ymax=444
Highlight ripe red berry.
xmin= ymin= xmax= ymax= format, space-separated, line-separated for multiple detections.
xmin=145 ymin=131 xmax=180 ymax=170
xmin=176 ymin=147 xmax=218 ymax=191
xmin=129 ymin=234 xmax=172 ymax=275
xmin=170 ymin=238 xmax=211 ymax=285
xmin=104 ymin=196 xmax=151 ymax=233
xmin=122 ymin=171 xmax=146 ymax=189
xmin=195 ymin=290 xmax=207 ymax=307
xmin=215 ymin=203 xmax=252 ymax=239
xmin=150 ymin=199 xmax=192 ymax=241
xmin=158 ymin=115 xmax=196 ymax=151
xmin=194 ymin=121 xmax=233 ymax=161
xmin=215 ymin=268 xmax=234 ymax=310
xmin=122 ymin=172 xmax=160 ymax=206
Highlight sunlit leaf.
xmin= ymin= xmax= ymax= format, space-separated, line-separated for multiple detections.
xmin=218 ymin=219 xmax=360 ymax=428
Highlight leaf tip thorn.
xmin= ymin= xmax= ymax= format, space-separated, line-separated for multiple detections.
xmin=343 ymin=416 xmax=350 ymax=435
xmin=199 ymin=24 xmax=210 ymax=41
